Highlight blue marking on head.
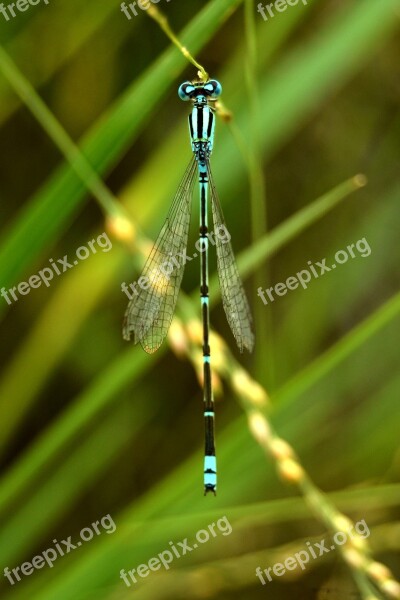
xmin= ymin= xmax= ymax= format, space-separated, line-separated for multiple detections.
xmin=178 ymin=79 xmax=222 ymax=102
xmin=178 ymin=82 xmax=195 ymax=101
xmin=203 ymin=80 xmax=222 ymax=99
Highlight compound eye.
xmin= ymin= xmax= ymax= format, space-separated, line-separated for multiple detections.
xmin=204 ymin=79 xmax=222 ymax=99
xmin=178 ymin=82 xmax=195 ymax=101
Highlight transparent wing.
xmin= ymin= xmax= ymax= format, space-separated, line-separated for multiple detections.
xmin=207 ymin=159 xmax=255 ymax=353
xmin=123 ymin=158 xmax=197 ymax=353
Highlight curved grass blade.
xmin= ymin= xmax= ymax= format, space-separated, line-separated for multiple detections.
xmin=123 ymin=158 xmax=196 ymax=353
xmin=207 ymin=159 xmax=254 ymax=353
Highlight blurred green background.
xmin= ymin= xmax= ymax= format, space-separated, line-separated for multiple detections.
xmin=0 ymin=0 xmax=399 ymax=598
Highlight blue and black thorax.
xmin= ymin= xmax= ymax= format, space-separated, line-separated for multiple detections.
xmin=178 ymin=80 xmax=222 ymax=164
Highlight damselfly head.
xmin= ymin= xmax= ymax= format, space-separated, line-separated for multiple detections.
xmin=178 ymin=79 xmax=222 ymax=102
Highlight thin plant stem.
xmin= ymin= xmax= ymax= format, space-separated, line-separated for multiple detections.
xmin=147 ymin=4 xmax=209 ymax=81
xmin=244 ymin=0 xmax=274 ymax=387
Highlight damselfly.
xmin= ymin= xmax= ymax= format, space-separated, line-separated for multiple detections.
xmin=123 ymin=79 xmax=254 ymax=495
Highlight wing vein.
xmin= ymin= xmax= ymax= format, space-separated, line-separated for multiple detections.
xmin=123 ymin=157 xmax=197 ymax=353
xmin=207 ymin=159 xmax=254 ymax=353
